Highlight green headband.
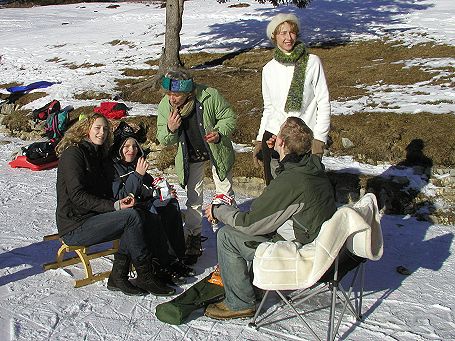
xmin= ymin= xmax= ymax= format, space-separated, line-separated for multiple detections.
xmin=162 ymin=76 xmax=193 ymax=93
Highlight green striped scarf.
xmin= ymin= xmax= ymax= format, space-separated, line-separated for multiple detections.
xmin=274 ymin=42 xmax=309 ymax=112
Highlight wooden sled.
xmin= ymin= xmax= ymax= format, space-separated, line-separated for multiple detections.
xmin=43 ymin=233 xmax=119 ymax=288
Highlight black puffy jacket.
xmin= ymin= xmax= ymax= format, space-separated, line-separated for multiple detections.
xmin=56 ymin=140 xmax=115 ymax=237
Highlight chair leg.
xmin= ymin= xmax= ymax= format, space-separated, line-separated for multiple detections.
xmin=358 ymin=262 xmax=365 ymax=320
xmin=250 ymin=258 xmax=368 ymax=341
xmin=328 ymin=256 xmax=339 ymax=341
xmin=277 ymin=290 xmax=321 ymax=341
xmin=339 ymin=263 xmax=363 ymax=321
xmin=249 ymin=289 xmax=322 ymax=341
xmin=290 ymin=284 xmax=328 ymax=306
xmin=249 ymin=290 xmax=270 ymax=327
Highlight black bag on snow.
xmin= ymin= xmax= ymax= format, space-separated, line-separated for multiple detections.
xmin=22 ymin=141 xmax=58 ymax=165
xmin=155 ymin=272 xmax=225 ymax=325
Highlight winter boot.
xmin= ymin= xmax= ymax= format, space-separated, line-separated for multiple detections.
xmin=155 ymin=266 xmax=186 ymax=286
xmin=170 ymin=258 xmax=195 ymax=277
xmin=107 ymin=253 xmax=147 ymax=296
xmin=134 ymin=257 xmax=176 ymax=296
xmin=152 ymin=259 xmax=187 ymax=286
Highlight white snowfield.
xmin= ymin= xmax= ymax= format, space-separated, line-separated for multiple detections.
xmin=0 ymin=1 xmax=454 ymax=340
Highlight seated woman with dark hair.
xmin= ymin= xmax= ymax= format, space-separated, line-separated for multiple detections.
xmin=55 ymin=113 xmax=175 ymax=297
xmin=111 ymin=122 xmax=195 ymax=286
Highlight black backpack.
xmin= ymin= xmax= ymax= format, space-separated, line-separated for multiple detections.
xmin=22 ymin=141 xmax=58 ymax=165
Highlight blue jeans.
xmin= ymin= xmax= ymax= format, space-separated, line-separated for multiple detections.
xmin=217 ymin=226 xmax=269 ymax=310
xmin=62 ymin=208 xmax=148 ymax=263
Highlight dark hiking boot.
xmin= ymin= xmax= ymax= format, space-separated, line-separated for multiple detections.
xmin=170 ymin=259 xmax=195 ymax=277
xmin=107 ymin=253 xmax=147 ymax=296
xmin=153 ymin=260 xmax=187 ymax=286
xmin=134 ymin=257 xmax=176 ymax=296
xmin=184 ymin=234 xmax=203 ymax=265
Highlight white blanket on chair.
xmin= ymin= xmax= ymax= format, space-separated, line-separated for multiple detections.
xmin=252 ymin=193 xmax=383 ymax=290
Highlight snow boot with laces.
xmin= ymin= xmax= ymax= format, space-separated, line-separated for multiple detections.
xmin=107 ymin=253 xmax=147 ymax=296
xmin=133 ymin=257 xmax=176 ymax=296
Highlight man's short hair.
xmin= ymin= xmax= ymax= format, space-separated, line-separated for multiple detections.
xmin=279 ymin=117 xmax=313 ymax=155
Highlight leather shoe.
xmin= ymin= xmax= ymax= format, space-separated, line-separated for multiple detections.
xmin=205 ymin=300 xmax=255 ymax=320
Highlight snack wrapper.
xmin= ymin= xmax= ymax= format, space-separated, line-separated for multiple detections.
xmin=211 ymin=193 xmax=234 ymax=206
xmin=151 ymin=177 xmax=175 ymax=201
xmin=209 ymin=194 xmax=234 ymax=232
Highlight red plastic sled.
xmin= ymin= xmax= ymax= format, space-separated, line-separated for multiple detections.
xmin=9 ymin=155 xmax=58 ymax=171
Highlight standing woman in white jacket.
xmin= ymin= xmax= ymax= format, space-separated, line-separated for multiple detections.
xmin=253 ymin=13 xmax=331 ymax=185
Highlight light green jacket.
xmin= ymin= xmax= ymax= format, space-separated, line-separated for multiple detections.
xmin=156 ymin=84 xmax=236 ymax=187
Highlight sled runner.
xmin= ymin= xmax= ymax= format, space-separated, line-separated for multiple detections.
xmin=42 ymin=234 xmax=120 ymax=288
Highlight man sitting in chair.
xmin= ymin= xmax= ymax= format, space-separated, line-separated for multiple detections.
xmin=204 ymin=116 xmax=337 ymax=320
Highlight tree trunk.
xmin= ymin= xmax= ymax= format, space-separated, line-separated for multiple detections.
xmin=159 ymin=0 xmax=184 ymax=73
xmin=134 ymin=0 xmax=185 ymax=92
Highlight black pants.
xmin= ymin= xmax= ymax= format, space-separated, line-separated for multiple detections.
xmin=137 ymin=208 xmax=171 ymax=266
xmin=155 ymin=199 xmax=186 ymax=259
xmin=138 ymin=198 xmax=186 ymax=265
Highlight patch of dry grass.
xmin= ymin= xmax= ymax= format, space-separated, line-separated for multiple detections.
xmin=0 ymin=91 xmax=48 ymax=107
xmin=63 ymin=106 xmax=92 ymax=124
xmin=122 ymin=115 xmax=158 ymax=143
xmin=63 ymin=62 xmax=104 ymax=69
xmin=107 ymin=40 xmax=136 ymax=48
xmin=0 ymin=82 xmax=21 ymax=89
xmin=330 ymin=112 xmax=455 ymax=167
xmin=115 ymin=77 xmax=163 ymax=104
xmin=121 ymin=68 xmax=157 ymax=77
xmin=314 ymin=40 xmax=455 ymax=100
xmin=231 ymin=152 xmax=263 ymax=178
xmin=155 ymin=145 xmax=177 ymax=171
xmin=74 ymin=91 xmax=112 ymax=101
xmin=2 ymin=39 xmax=454 ymax=171
xmin=46 ymin=57 xmax=64 ymax=63
xmin=1 ymin=110 xmax=33 ymax=133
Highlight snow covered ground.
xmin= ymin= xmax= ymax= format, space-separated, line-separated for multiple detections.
xmin=0 ymin=1 xmax=454 ymax=340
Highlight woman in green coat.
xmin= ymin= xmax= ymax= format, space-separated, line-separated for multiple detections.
xmin=156 ymin=67 xmax=236 ymax=264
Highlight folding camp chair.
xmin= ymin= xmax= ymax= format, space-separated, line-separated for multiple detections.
xmin=249 ymin=193 xmax=383 ymax=341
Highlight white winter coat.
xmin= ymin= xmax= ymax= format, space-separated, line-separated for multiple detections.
xmin=257 ymin=54 xmax=331 ymax=143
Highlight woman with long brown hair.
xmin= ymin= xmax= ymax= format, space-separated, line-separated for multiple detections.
xmin=55 ymin=113 xmax=174 ymax=297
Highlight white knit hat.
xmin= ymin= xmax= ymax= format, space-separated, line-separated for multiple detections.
xmin=266 ymin=13 xmax=301 ymax=40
